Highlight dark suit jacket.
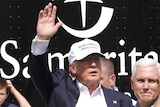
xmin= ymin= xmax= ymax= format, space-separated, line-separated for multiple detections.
xmin=28 ymin=53 xmax=133 ymax=107
xmin=1 ymin=102 xmax=19 ymax=107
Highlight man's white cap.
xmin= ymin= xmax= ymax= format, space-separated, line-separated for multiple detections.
xmin=68 ymin=38 xmax=104 ymax=64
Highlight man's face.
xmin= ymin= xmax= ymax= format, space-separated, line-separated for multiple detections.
xmin=73 ymin=54 xmax=101 ymax=86
xmin=100 ymin=67 xmax=111 ymax=89
xmin=131 ymin=65 xmax=160 ymax=105
xmin=0 ymin=87 xmax=8 ymax=105
xmin=100 ymin=72 xmax=116 ymax=90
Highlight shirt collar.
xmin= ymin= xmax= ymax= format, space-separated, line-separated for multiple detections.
xmin=135 ymin=102 xmax=154 ymax=107
xmin=76 ymin=80 xmax=103 ymax=96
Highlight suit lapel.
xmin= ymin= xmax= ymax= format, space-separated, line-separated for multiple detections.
xmin=102 ymin=87 xmax=120 ymax=107
xmin=67 ymin=78 xmax=80 ymax=107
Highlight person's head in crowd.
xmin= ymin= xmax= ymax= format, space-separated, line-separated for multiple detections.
xmin=100 ymin=57 xmax=116 ymax=90
xmin=68 ymin=38 xmax=104 ymax=88
xmin=0 ymin=77 xmax=10 ymax=105
xmin=131 ymin=58 xmax=160 ymax=107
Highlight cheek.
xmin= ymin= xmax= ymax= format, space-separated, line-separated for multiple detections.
xmin=75 ymin=67 xmax=86 ymax=77
xmin=103 ymin=79 xmax=109 ymax=86
xmin=0 ymin=94 xmax=8 ymax=101
xmin=150 ymin=85 xmax=160 ymax=92
xmin=132 ymin=82 xmax=141 ymax=91
xmin=76 ymin=66 xmax=89 ymax=75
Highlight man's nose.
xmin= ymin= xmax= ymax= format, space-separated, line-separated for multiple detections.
xmin=143 ymin=81 xmax=149 ymax=89
xmin=90 ymin=59 xmax=99 ymax=66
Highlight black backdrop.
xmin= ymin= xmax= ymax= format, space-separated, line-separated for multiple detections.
xmin=0 ymin=0 xmax=160 ymax=106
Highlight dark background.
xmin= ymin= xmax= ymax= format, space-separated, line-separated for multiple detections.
xmin=0 ymin=0 xmax=160 ymax=106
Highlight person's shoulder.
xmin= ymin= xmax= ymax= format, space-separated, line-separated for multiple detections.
xmin=52 ymin=69 xmax=72 ymax=82
xmin=53 ymin=69 xmax=69 ymax=77
xmin=102 ymin=86 xmax=131 ymax=99
xmin=2 ymin=102 xmax=19 ymax=107
xmin=8 ymin=103 xmax=19 ymax=107
xmin=102 ymin=87 xmax=133 ymax=106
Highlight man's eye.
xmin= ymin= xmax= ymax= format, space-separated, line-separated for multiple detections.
xmin=137 ymin=79 xmax=144 ymax=83
xmin=148 ymin=80 xmax=156 ymax=83
xmin=0 ymin=93 xmax=5 ymax=95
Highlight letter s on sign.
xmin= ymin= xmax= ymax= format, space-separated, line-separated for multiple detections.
xmin=0 ymin=40 xmax=20 ymax=79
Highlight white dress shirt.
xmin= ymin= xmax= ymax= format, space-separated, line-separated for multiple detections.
xmin=31 ymin=36 xmax=50 ymax=55
xmin=76 ymin=80 xmax=108 ymax=107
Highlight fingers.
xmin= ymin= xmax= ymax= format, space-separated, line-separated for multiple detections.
xmin=38 ymin=10 xmax=44 ymax=20
xmin=36 ymin=2 xmax=62 ymax=38
xmin=51 ymin=5 xmax=57 ymax=22
xmin=38 ymin=2 xmax=56 ymax=19
xmin=47 ymin=3 xmax=53 ymax=17
xmin=6 ymin=80 xmax=11 ymax=84
xmin=55 ymin=22 xmax=63 ymax=30
xmin=43 ymin=4 xmax=49 ymax=17
xmin=6 ymin=80 xmax=12 ymax=86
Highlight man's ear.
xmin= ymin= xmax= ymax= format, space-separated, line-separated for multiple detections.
xmin=69 ymin=64 xmax=76 ymax=75
xmin=109 ymin=74 xmax=116 ymax=88
xmin=130 ymin=78 xmax=134 ymax=90
xmin=110 ymin=74 xmax=116 ymax=83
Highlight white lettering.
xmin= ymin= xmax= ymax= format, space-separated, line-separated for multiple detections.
xmin=0 ymin=39 xmax=159 ymax=79
xmin=144 ymin=51 xmax=158 ymax=61
xmin=22 ymin=55 xmax=30 ymax=78
xmin=118 ymin=52 xmax=128 ymax=75
xmin=48 ymin=53 xmax=68 ymax=71
xmin=0 ymin=40 xmax=20 ymax=79
xmin=128 ymin=48 xmax=142 ymax=71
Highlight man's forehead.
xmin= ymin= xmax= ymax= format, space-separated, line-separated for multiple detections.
xmin=134 ymin=74 xmax=160 ymax=80
xmin=0 ymin=87 xmax=7 ymax=93
xmin=135 ymin=66 xmax=159 ymax=73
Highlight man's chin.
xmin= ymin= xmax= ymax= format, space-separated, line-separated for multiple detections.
xmin=140 ymin=97 xmax=153 ymax=103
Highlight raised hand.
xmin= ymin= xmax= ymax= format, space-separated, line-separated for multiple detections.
xmin=36 ymin=2 xmax=63 ymax=40
xmin=6 ymin=80 xmax=31 ymax=107
xmin=6 ymin=80 xmax=16 ymax=93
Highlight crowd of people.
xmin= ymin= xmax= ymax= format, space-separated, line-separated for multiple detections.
xmin=28 ymin=2 xmax=160 ymax=107
xmin=1 ymin=2 xmax=160 ymax=107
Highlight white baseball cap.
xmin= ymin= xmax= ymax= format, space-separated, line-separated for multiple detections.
xmin=68 ymin=38 xmax=104 ymax=64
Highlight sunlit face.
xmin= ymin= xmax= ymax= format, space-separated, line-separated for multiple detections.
xmin=71 ymin=54 xmax=101 ymax=86
xmin=100 ymin=70 xmax=116 ymax=90
xmin=0 ymin=87 xmax=8 ymax=105
xmin=100 ymin=67 xmax=111 ymax=89
xmin=131 ymin=65 xmax=160 ymax=106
